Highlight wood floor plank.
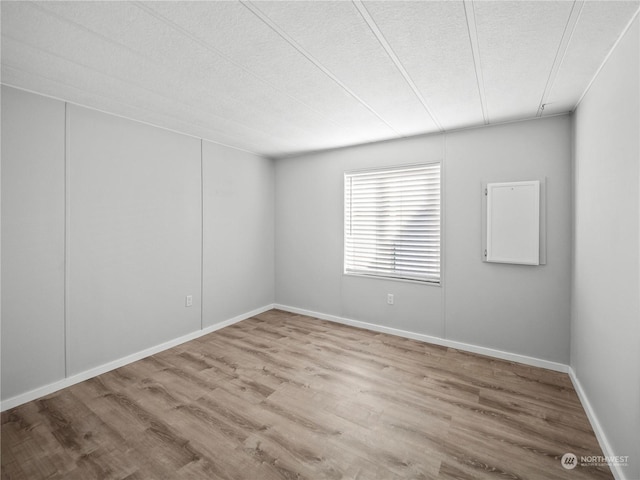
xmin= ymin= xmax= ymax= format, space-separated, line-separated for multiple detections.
xmin=1 ymin=309 xmax=613 ymax=479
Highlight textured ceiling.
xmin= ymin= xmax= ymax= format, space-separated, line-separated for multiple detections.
xmin=1 ymin=1 xmax=638 ymax=157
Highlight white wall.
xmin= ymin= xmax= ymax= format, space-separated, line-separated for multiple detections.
xmin=275 ymin=115 xmax=572 ymax=364
xmin=203 ymin=141 xmax=274 ymax=326
xmin=1 ymin=86 xmax=275 ymax=403
xmin=1 ymin=87 xmax=66 ymax=398
xmin=572 ymin=16 xmax=639 ymax=480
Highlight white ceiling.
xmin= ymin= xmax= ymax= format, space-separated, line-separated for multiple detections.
xmin=2 ymin=1 xmax=638 ymax=158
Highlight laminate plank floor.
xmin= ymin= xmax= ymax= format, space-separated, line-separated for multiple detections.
xmin=1 ymin=309 xmax=613 ymax=479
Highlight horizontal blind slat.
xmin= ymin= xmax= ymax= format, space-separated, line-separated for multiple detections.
xmin=345 ymin=163 xmax=441 ymax=283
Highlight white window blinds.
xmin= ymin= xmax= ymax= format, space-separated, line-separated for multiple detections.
xmin=344 ymin=163 xmax=441 ymax=284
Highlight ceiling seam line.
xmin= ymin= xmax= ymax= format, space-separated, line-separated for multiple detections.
xmin=21 ymin=2 xmax=285 ymax=141
xmin=0 ymin=65 xmax=281 ymax=155
xmin=462 ymin=0 xmax=489 ymax=125
xmin=131 ymin=1 xmax=352 ymax=135
xmin=351 ymin=0 xmax=443 ymax=132
xmin=3 ymin=81 xmax=268 ymax=156
xmin=3 ymin=82 xmax=263 ymax=156
xmin=28 ymin=1 xmax=173 ymax=77
xmin=536 ymin=0 xmax=584 ymax=118
xmin=240 ymin=0 xmax=403 ymax=137
xmin=1 ymin=35 xmax=304 ymax=147
xmin=26 ymin=0 xmax=296 ymax=145
xmin=572 ymin=3 xmax=640 ymax=112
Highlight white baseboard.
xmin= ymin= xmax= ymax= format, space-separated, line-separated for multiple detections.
xmin=568 ymin=369 xmax=628 ymax=480
xmin=274 ymin=304 xmax=570 ymax=373
xmin=0 ymin=304 xmax=275 ymax=412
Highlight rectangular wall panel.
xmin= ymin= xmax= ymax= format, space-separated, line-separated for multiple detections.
xmin=572 ymin=17 xmax=640 ymax=480
xmin=1 ymin=86 xmax=66 ymax=400
xmin=67 ymin=105 xmax=202 ymax=374
xmin=445 ymin=117 xmax=571 ymax=363
xmin=202 ymin=141 xmax=274 ymax=326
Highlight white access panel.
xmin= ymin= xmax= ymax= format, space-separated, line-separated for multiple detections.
xmin=486 ymin=181 xmax=540 ymax=265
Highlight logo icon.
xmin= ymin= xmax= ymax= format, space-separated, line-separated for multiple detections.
xmin=561 ymin=453 xmax=578 ymax=469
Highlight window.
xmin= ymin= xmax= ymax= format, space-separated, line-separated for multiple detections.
xmin=344 ymin=163 xmax=441 ymax=284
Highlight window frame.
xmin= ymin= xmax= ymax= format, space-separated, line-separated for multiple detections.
xmin=343 ymin=161 xmax=442 ymax=286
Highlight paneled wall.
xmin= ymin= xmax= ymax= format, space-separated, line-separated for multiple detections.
xmin=66 ymin=105 xmax=202 ymax=374
xmin=202 ymin=141 xmax=274 ymax=326
xmin=572 ymin=17 xmax=640 ymax=480
xmin=1 ymin=86 xmax=275 ymax=402
xmin=275 ymin=135 xmax=445 ymax=336
xmin=444 ymin=119 xmax=571 ymax=363
xmin=275 ymin=115 xmax=572 ymax=364
xmin=1 ymin=88 xmax=66 ymax=398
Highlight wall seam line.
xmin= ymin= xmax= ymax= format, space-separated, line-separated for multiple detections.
xmin=64 ymin=102 xmax=71 ymax=378
xmin=200 ymin=139 xmax=204 ymax=331
xmin=441 ymin=133 xmax=447 ymax=340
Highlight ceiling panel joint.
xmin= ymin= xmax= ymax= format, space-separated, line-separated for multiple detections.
xmin=352 ymin=0 xmax=444 ymax=132
xmin=463 ymin=0 xmax=489 ymax=125
xmin=132 ymin=1 xmax=347 ymax=133
xmin=241 ymin=0 xmax=402 ymax=136
xmin=536 ymin=0 xmax=585 ymax=117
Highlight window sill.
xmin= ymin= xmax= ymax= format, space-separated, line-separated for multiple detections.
xmin=342 ymin=272 xmax=441 ymax=287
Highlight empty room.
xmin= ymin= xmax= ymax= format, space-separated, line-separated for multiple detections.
xmin=1 ymin=1 xmax=639 ymax=479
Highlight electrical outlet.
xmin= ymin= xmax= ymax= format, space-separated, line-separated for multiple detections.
xmin=185 ymin=295 xmax=193 ymax=307
xmin=387 ymin=294 xmax=394 ymax=305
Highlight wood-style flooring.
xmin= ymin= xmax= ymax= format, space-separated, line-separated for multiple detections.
xmin=1 ymin=309 xmax=612 ymax=479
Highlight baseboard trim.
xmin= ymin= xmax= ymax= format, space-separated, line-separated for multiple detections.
xmin=0 ymin=304 xmax=275 ymax=412
xmin=274 ymin=304 xmax=570 ymax=373
xmin=568 ymin=369 xmax=627 ymax=480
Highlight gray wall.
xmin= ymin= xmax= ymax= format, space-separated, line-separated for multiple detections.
xmin=67 ymin=105 xmax=202 ymax=374
xmin=1 ymin=86 xmax=275 ymax=401
xmin=276 ymin=135 xmax=445 ymax=335
xmin=572 ymin=17 xmax=639 ymax=480
xmin=1 ymin=87 xmax=66 ymax=399
xmin=275 ymin=115 xmax=572 ymax=364
xmin=203 ymin=141 xmax=274 ymax=326
xmin=445 ymin=119 xmax=572 ymax=362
